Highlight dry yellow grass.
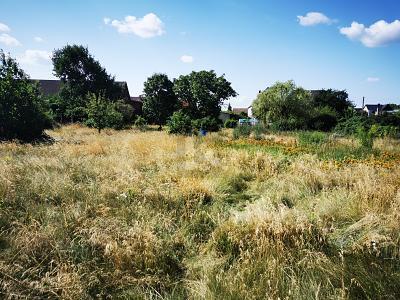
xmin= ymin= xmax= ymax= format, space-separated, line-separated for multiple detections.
xmin=0 ymin=125 xmax=400 ymax=299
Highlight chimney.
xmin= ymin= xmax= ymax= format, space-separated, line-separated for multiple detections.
xmin=362 ymin=97 xmax=365 ymax=108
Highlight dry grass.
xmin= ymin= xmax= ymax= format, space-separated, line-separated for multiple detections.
xmin=1 ymin=125 xmax=400 ymax=299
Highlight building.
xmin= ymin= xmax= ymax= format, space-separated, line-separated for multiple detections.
xmin=31 ymin=79 xmax=143 ymax=114
xmin=363 ymin=104 xmax=386 ymax=116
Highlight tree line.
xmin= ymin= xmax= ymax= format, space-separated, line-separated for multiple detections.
xmin=0 ymin=45 xmax=236 ymax=140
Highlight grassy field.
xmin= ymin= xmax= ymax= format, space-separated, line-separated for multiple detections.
xmin=1 ymin=125 xmax=400 ymax=299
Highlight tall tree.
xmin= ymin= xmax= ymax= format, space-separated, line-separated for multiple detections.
xmin=173 ymin=70 xmax=237 ymax=120
xmin=252 ymin=80 xmax=312 ymax=130
xmin=52 ymin=45 xmax=122 ymax=122
xmin=142 ymin=73 xmax=177 ymax=129
xmin=312 ymin=89 xmax=353 ymax=117
xmin=0 ymin=50 xmax=52 ymax=141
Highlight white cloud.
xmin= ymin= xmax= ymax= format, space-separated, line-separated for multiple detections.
xmin=0 ymin=33 xmax=21 ymax=46
xmin=297 ymin=12 xmax=333 ymax=26
xmin=106 ymin=13 xmax=165 ymax=38
xmin=180 ymin=55 xmax=194 ymax=63
xmin=367 ymin=77 xmax=380 ymax=82
xmin=0 ymin=22 xmax=10 ymax=32
xmin=34 ymin=36 xmax=44 ymax=43
xmin=103 ymin=18 xmax=111 ymax=25
xmin=340 ymin=20 xmax=400 ymax=47
xmin=18 ymin=50 xmax=52 ymax=65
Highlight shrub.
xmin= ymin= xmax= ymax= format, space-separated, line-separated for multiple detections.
xmin=134 ymin=115 xmax=147 ymax=130
xmin=115 ymin=100 xmax=135 ymax=125
xmin=192 ymin=116 xmax=220 ymax=132
xmin=309 ymin=106 xmax=338 ymax=132
xmin=167 ymin=110 xmax=192 ymax=135
xmin=357 ymin=126 xmax=374 ymax=149
xmin=85 ymin=93 xmax=123 ymax=132
xmin=298 ymin=131 xmax=328 ymax=147
xmin=335 ymin=113 xmax=369 ymax=136
xmin=0 ymin=51 xmax=53 ymax=141
xmin=252 ymin=124 xmax=267 ymax=140
xmin=224 ymin=119 xmax=237 ymax=128
xmin=233 ymin=125 xmax=252 ymax=139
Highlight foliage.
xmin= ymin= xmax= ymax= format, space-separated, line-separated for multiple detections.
xmin=224 ymin=119 xmax=237 ymax=128
xmin=114 ymin=100 xmax=135 ymax=125
xmin=335 ymin=112 xmax=370 ymax=136
xmin=134 ymin=115 xmax=147 ymax=129
xmin=142 ymin=73 xmax=177 ymax=129
xmin=85 ymin=93 xmax=123 ymax=132
xmin=173 ymin=70 xmax=237 ymax=120
xmin=0 ymin=50 xmax=52 ymax=141
xmin=167 ymin=110 xmax=192 ymax=135
xmin=232 ymin=125 xmax=252 ymax=139
xmin=192 ymin=116 xmax=220 ymax=132
xmin=52 ymin=45 xmax=123 ymax=122
xmin=312 ymin=89 xmax=353 ymax=117
xmin=309 ymin=106 xmax=338 ymax=132
xmin=357 ymin=126 xmax=374 ymax=149
xmin=252 ymin=80 xmax=312 ymax=130
xmin=298 ymin=131 xmax=328 ymax=147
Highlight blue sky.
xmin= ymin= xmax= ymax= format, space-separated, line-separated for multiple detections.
xmin=1 ymin=0 xmax=399 ymax=107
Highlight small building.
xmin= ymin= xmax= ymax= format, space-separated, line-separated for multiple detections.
xmin=363 ymin=104 xmax=386 ymax=116
xmin=130 ymin=96 xmax=143 ymax=115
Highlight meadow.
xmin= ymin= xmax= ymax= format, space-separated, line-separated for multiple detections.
xmin=1 ymin=125 xmax=400 ymax=299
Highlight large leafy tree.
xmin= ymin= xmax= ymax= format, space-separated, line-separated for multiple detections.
xmin=252 ymin=80 xmax=312 ymax=130
xmin=0 ymin=50 xmax=52 ymax=141
xmin=173 ymin=70 xmax=237 ymax=120
xmin=52 ymin=45 xmax=122 ymax=122
xmin=312 ymin=89 xmax=353 ymax=117
xmin=142 ymin=73 xmax=177 ymax=129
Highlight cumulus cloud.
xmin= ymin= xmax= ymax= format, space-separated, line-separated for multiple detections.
xmin=0 ymin=22 xmax=10 ymax=32
xmin=18 ymin=50 xmax=52 ymax=65
xmin=34 ymin=36 xmax=44 ymax=43
xmin=180 ymin=55 xmax=194 ymax=63
xmin=340 ymin=20 xmax=400 ymax=47
xmin=367 ymin=77 xmax=380 ymax=83
xmin=105 ymin=13 xmax=165 ymax=38
xmin=0 ymin=33 xmax=21 ymax=46
xmin=297 ymin=12 xmax=333 ymax=26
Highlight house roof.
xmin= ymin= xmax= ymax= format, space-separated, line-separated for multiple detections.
xmin=31 ymin=79 xmax=62 ymax=96
xmin=130 ymin=96 xmax=143 ymax=102
xmin=364 ymin=104 xmax=386 ymax=111
xmin=232 ymin=108 xmax=248 ymax=114
xmin=31 ymin=79 xmax=131 ymax=101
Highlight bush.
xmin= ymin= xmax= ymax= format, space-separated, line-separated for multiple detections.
xmin=167 ymin=110 xmax=192 ymax=135
xmin=0 ymin=51 xmax=53 ymax=141
xmin=224 ymin=119 xmax=237 ymax=128
xmin=233 ymin=125 xmax=252 ymax=139
xmin=357 ymin=127 xmax=374 ymax=149
xmin=85 ymin=93 xmax=123 ymax=132
xmin=309 ymin=106 xmax=338 ymax=132
xmin=334 ymin=113 xmax=369 ymax=136
xmin=192 ymin=117 xmax=220 ymax=132
xmin=134 ymin=115 xmax=147 ymax=130
xmin=115 ymin=100 xmax=135 ymax=125
xmin=298 ymin=131 xmax=328 ymax=147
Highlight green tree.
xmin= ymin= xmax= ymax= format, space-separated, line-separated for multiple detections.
xmin=173 ymin=70 xmax=237 ymax=120
xmin=52 ymin=45 xmax=122 ymax=122
xmin=0 ymin=50 xmax=52 ymax=141
xmin=312 ymin=89 xmax=353 ymax=117
xmin=252 ymin=80 xmax=312 ymax=130
xmin=167 ymin=110 xmax=192 ymax=135
xmin=85 ymin=93 xmax=123 ymax=133
xmin=142 ymin=73 xmax=177 ymax=129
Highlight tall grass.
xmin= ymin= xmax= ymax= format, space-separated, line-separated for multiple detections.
xmin=1 ymin=125 xmax=400 ymax=299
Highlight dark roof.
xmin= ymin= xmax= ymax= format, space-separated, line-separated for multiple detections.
xmin=130 ymin=96 xmax=143 ymax=102
xmin=232 ymin=108 xmax=248 ymax=114
xmin=31 ymin=79 xmax=131 ymax=101
xmin=32 ymin=79 xmax=62 ymax=96
xmin=364 ymin=104 xmax=386 ymax=111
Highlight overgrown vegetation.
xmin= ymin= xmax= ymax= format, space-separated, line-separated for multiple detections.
xmin=1 ymin=125 xmax=400 ymax=299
